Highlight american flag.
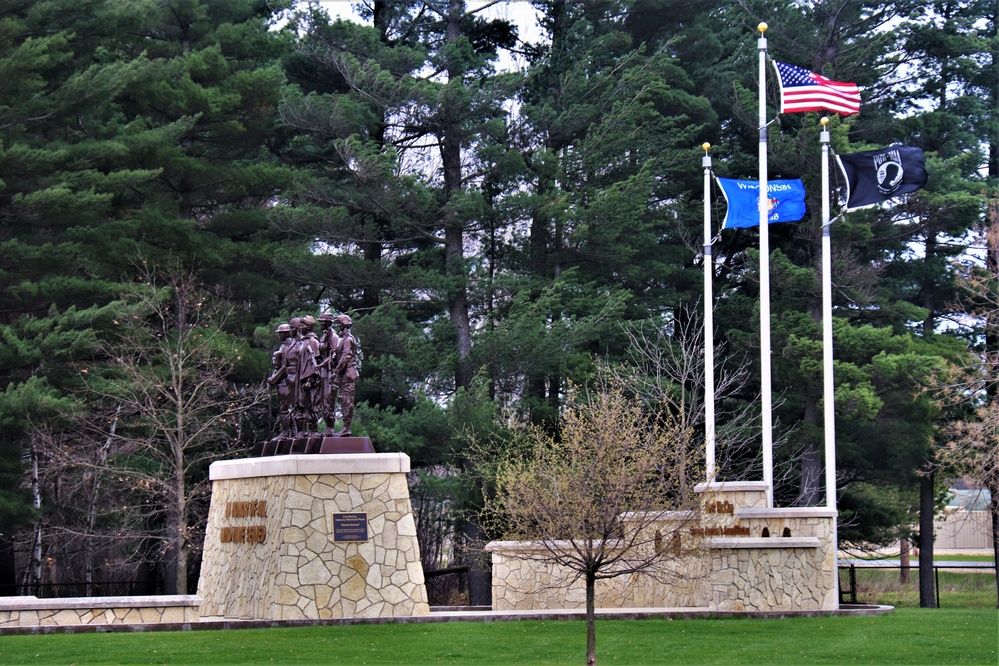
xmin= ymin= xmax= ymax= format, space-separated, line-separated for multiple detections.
xmin=773 ymin=61 xmax=861 ymax=115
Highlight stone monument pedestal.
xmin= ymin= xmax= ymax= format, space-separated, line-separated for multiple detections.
xmin=197 ymin=452 xmax=429 ymax=620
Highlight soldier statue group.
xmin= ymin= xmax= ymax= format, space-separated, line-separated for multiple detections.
xmin=267 ymin=312 xmax=360 ymax=439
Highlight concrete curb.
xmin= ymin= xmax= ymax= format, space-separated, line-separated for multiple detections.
xmin=0 ymin=604 xmax=893 ymax=635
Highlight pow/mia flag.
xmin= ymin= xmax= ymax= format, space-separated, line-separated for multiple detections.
xmin=836 ymin=145 xmax=928 ymax=211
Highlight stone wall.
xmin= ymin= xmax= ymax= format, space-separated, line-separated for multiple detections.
xmin=197 ymin=453 xmax=429 ymax=620
xmin=0 ymin=596 xmax=200 ymax=628
xmin=487 ymin=481 xmax=839 ymax=612
xmin=487 ymin=540 xmax=705 ymax=611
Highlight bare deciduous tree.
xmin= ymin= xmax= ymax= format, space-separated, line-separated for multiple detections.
xmin=485 ymin=379 xmax=702 ymax=666
xmin=933 ymin=207 xmax=999 ymax=606
xmin=613 ymin=310 xmax=800 ymax=496
xmin=83 ymin=267 xmax=265 ymax=594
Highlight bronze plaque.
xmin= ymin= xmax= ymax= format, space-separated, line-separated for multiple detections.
xmin=332 ymin=512 xmax=369 ymax=542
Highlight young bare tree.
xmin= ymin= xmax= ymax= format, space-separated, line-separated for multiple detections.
xmin=934 ymin=205 xmax=999 ymax=605
xmin=83 ymin=267 xmax=265 ymax=594
xmin=486 ymin=379 xmax=701 ymax=666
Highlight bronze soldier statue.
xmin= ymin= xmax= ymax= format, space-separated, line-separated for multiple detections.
xmin=283 ymin=317 xmax=303 ymax=435
xmin=316 ymin=312 xmax=340 ymax=433
xmin=332 ymin=314 xmax=360 ymax=437
xmin=294 ymin=315 xmax=321 ymax=435
xmin=266 ymin=323 xmax=295 ymax=438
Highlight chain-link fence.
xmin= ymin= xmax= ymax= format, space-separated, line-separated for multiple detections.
xmin=839 ymin=564 xmax=997 ymax=608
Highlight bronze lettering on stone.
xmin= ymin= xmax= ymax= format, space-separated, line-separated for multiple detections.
xmin=705 ymin=500 xmax=734 ymax=515
xmin=220 ymin=500 xmax=268 ymax=544
xmin=332 ymin=512 xmax=369 ymax=542
xmin=225 ymin=500 xmax=268 ymax=518
xmin=690 ymin=525 xmax=751 ymax=537
xmin=220 ymin=525 xmax=268 ymax=543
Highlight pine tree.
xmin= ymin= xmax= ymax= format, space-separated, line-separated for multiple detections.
xmin=0 ymin=0 xmax=296 ymax=589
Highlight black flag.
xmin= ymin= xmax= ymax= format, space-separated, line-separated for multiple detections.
xmin=836 ymin=145 xmax=928 ymax=211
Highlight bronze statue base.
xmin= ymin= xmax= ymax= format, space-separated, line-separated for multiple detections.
xmin=318 ymin=437 xmax=376 ymax=454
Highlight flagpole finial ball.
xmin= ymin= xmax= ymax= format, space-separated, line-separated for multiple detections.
xmin=758 ymin=22 xmax=768 ymax=33
xmin=702 ymin=142 xmax=711 ymax=152
xmin=820 ymin=116 xmax=830 ymax=127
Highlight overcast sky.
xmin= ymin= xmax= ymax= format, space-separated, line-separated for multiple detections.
xmin=311 ymin=1 xmax=542 ymax=73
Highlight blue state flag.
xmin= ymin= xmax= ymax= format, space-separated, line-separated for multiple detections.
xmin=717 ymin=178 xmax=807 ymax=230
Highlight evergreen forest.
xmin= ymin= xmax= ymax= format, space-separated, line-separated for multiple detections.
xmin=0 ymin=0 xmax=995 ymax=603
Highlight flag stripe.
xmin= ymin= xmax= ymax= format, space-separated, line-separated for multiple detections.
xmin=783 ymin=95 xmax=860 ymax=114
xmin=783 ymin=89 xmax=860 ymax=103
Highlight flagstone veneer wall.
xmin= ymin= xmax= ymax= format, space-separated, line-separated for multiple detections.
xmin=0 ymin=596 xmax=200 ymax=628
xmin=197 ymin=453 xmax=429 ymax=620
xmin=487 ymin=539 xmax=707 ymax=611
xmin=487 ymin=482 xmax=839 ymax=612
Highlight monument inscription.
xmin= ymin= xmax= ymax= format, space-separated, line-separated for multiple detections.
xmin=226 ymin=500 xmax=267 ymax=518
xmin=332 ymin=512 xmax=369 ymax=542
xmin=220 ymin=525 xmax=267 ymax=543
xmin=220 ymin=500 xmax=268 ymax=544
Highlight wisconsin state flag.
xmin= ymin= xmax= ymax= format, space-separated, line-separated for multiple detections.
xmin=717 ymin=178 xmax=807 ymax=230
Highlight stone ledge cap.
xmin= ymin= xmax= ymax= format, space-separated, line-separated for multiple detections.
xmin=736 ymin=507 xmax=838 ymax=519
xmin=485 ymin=539 xmax=626 ymax=552
xmin=0 ymin=595 xmax=202 ymax=610
xmin=210 ymin=453 xmax=411 ymax=480
xmin=707 ymin=537 xmax=821 ymax=549
xmin=619 ymin=510 xmax=695 ymax=522
xmin=694 ymin=481 xmax=769 ymax=493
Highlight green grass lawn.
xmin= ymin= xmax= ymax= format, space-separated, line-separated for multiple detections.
xmin=0 ymin=609 xmax=995 ymax=665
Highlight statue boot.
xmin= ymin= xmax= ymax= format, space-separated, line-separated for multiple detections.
xmin=337 ymin=405 xmax=353 ymax=437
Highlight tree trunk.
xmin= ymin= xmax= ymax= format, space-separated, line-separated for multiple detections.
xmin=85 ymin=405 xmax=119 ymax=596
xmin=22 ymin=440 xmax=44 ymax=590
xmin=798 ymin=398 xmax=822 ymax=505
xmin=989 ymin=480 xmax=999 ymax=609
xmin=164 ymin=432 xmax=190 ymax=596
xmin=923 ymin=229 xmax=937 ymax=335
xmin=899 ymin=535 xmax=910 ymax=584
xmin=442 ymin=0 xmax=473 ymax=392
xmin=586 ymin=569 xmax=597 ymax=666
xmin=362 ymin=0 xmax=390 ymax=317
xmin=797 ymin=258 xmax=823 ymax=505
xmin=918 ymin=473 xmax=935 ymax=607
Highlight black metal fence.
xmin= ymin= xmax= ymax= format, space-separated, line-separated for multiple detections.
xmin=839 ymin=565 xmax=997 ymax=608
xmin=9 ymin=564 xmax=992 ymax=609
xmin=423 ymin=566 xmax=470 ymax=607
xmin=8 ymin=572 xmax=471 ymax=605
xmin=1 ymin=580 xmax=163 ymax=599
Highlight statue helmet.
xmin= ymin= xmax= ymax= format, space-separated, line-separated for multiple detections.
xmin=275 ymin=323 xmax=292 ymax=333
xmin=289 ymin=317 xmax=302 ymax=329
xmin=300 ymin=315 xmax=316 ymax=329
xmin=335 ymin=314 xmax=352 ymax=327
xmin=318 ymin=312 xmax=334 ymax=323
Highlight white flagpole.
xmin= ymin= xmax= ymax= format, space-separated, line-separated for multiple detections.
xmin=703 ymin=143 xmax=716 ymax=482
xmin=820 ymin=115 xmax=840 ymax=605
xmin=820 ymin=117 xmax=837 ymax=512
xmin=757 ymin=22 xmax=774 ymax=507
